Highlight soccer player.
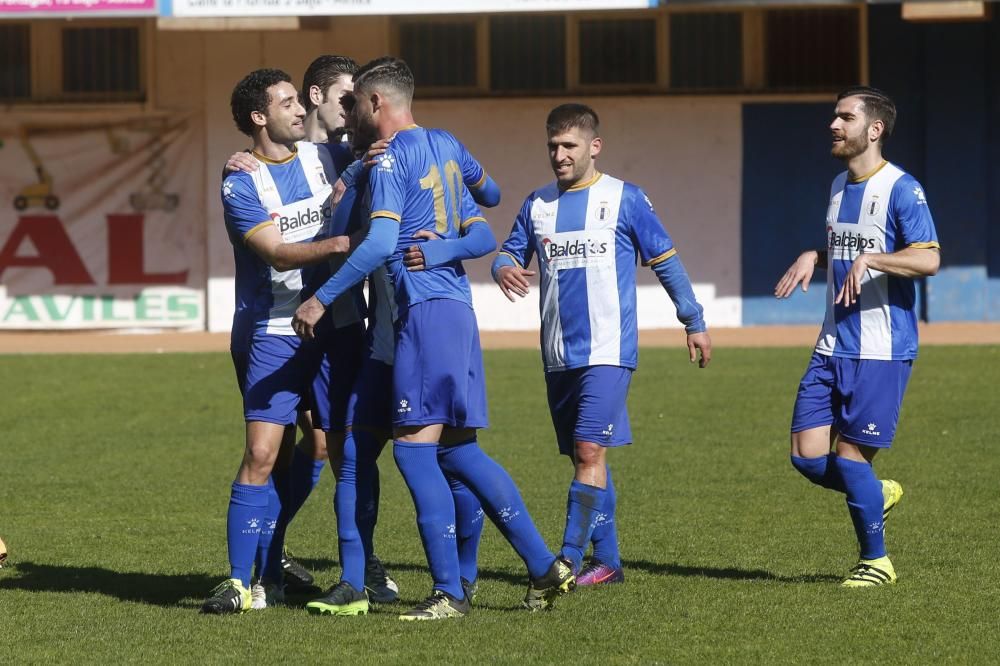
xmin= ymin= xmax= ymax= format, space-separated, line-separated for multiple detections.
xmin=491 ymin=103 xmax=712 ymax=586
xmin=201 ymin=68 xmax=355 ymax=614
xmin=293 ymin=57 xmax=574 ymax=620
xmin=305 ymin=96 xmax=499 ymax=616
xmin=774 ymin=86 xmax=940 ymax=587
xmin=225 ymin=55 xmax=402 ymax=605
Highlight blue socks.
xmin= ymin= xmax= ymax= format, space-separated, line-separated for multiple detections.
xmin=279 ymin=445 xmax=325 ymax=522
xmin=437 ymin=439 xmax=553 ymax=580
xmin=790 ymin=453 xmax=846 ymax=492
xmin=562 ymin=479 xmax=607 ymax=573
xmin=227 ymin=481 xmax=269 ymax=587
xmin=254 ymin=479 xmax=281 ymax=581
xmin=442 ymin=469 xmax=485 ymax=585
xmin=834 ymin=456 xmax=886 ymax=560
xmin=354 ymin=429 xmax=385 ymax=561
xmin=335 ymin=431 xmax=366 ymax=590
xmin=393 ymin=440 xmax=463 ymax=599
xmin=590 ymin=466 xmax=620 ymax=569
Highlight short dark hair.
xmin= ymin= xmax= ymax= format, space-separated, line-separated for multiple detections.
xmin=302 ymin=55 xmax=358 ymax=112
xmin=354 ymin=57 xmax=414 ymax=103
xmin=546 ymin=103 xmax=600 ymax=137
xmin=837 ymin=86 xmax=896 ymax=145
xmin=230 ymin=68 xmax=292 ymax=137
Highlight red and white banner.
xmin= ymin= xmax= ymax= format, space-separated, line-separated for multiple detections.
xmin=0 ymin=0 xmax=158 ymax=17
xmin=0 ymin=112 xmax=205 ymax=330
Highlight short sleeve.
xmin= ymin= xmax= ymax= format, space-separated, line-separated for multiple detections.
xmin=222 ymin=173 xmax=271 ymax=241
xmin=891 ymin=176 xmax=940 ymax=249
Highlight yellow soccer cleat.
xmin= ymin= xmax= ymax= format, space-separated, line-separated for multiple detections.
xmin=881 ymin=480 xmax=904 ymax=522
xmin=841 ymin=556 xmax=897 ymax=588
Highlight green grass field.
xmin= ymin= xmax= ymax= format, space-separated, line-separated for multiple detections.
xmin=2 ymin=346 xmax=998 ymax=664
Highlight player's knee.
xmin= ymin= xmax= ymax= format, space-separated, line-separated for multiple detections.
xmin=790 ymin=454 xmax=827 ymax=485
xmin=574 ymin=441 xmax=605 ymax=469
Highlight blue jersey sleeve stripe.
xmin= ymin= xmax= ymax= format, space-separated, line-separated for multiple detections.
xmin=370 ymin=210 xmax=401 ymax=222
xmin=498 ymin=250 xmax=523 ymax=268
xmin=645 ymin=247 xmax=677 ymax=266
xmin=470 ymin=170 xmax=488 ymax=189
xmin=243 ymin=220 xmax=273 ymax=241
xmin=460 ymin=216 xmax=487 ymax=230
xmin=908 ymin=241 xmax=940 ymax=250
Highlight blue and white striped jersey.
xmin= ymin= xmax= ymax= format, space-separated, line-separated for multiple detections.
xmin=499 ymin=173 xmax=676 ymax=372
xmin=222 ymin=142 xmax=359 ymax=344
xmin=817 ymin=161 xmax=940 ymax=361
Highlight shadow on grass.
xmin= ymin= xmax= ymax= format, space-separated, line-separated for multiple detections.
xmin=0 ymin=561 xmax=220 ymax=607
xmin=624 ymin=559 xmax=841 ymax=583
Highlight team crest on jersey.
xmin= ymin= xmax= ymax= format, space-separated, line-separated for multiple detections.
xmin=315 ymin=166 xmax=329 ymax=186
xmin=595 ymin=201 xmax=611 ymax=222
xmin=378 ymin=152 xmax=396 ymax=173
xmin=867 ymin=196 xmax=880 ymax=217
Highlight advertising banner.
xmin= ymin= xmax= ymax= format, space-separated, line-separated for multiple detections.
xmin=0 ymin=112 xmax=205 ymax=330
xmin=0 ymin=0 xmax=158 ymax=17
xmin=166 ymin=0 xmax=655 ymax=18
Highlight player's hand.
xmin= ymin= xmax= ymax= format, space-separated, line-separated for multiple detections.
xmin=327 ymin=235 xmax=351 ymax=255
xmin=225 ymin=151 xmax=258 ymax=173
xmin=835 ymin=253 xmax=870 ymax=308
xmin=774 ymin=250 xmax=820 ymax=298
xmin=403 ymin=230 xmax=439 ymax=271
xmin=687 ymin=331 xmax=712 ymax=368
xmin=495 ymin=265 xmax=536 ymax=302
xmin=364 ymin=138 xmax=393 ymax=168
xmin=331 ymin=177 xmax=347 ymax=206
xmin=292 ymin=296 xmax=326 ymax=340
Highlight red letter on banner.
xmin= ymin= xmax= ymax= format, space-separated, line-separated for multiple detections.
xmin=107 ymin=214 xmax=188 ymax=285
xmin=0 ymin=216 xmax=95 ymax=285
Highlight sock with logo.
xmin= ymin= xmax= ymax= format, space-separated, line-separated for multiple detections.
xmin=834 ymin=456 xmax=886 ymax=560
xmin=392 ymin=440 xmax=463 ymax=599
xmin=227 ymin=481 xmax=269 ymax=587
xmin=253 ymin=478 xmax=280 ymax=580
xmin=562 ymin=479 xmax=608 ymax=573
xmin=335 ymin=431 xmax=366 ymax=591
xmin=440 ymin=462 xmax=485 ymax=586
xmin=791 ymin=453 xmax=846 ymax=492
xmin=437 ymin=439 xmax=553 ymax=580
xmin=589 ymin=466 xmax=621 ymax=569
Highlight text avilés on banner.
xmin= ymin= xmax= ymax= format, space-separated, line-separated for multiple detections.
xmin=0 ymin=112 xmax=205 ymax=330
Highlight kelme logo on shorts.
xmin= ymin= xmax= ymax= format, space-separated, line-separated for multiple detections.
xmin=397 ymin=399 xmax=412 ymax=414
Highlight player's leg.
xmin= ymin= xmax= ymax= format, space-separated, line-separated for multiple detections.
xmin=833 ymin=358 xmax=912 ymax=587
xmin=390 ymin=301 xmax=469 ymax=620
xmin=580 ymin=464 xmax=624 ymax=586
xmin=203 ymin=338 xmax=298 ymax=614
xmin=789 ymin=353 xmax=845 ymax=491
xmin=439 ymin=460 xmax=484 ymax=599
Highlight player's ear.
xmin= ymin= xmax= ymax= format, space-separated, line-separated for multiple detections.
xmin=869 ymin=119 xmax=884 ymax=143
xmin=370 ymin=91 xmax=383 ymax=113
xmin=590 ymin=136 xmax=602 ymax=159
xmin=250 ymin=110 xmax=267 ymax=129
xmin=309 ymin=84 xmax=324 ymax=107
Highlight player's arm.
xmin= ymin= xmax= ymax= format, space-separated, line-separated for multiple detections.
xmin=836 ymin=178 xmax=940 ymax=307
xmin=403 ymin=192 xmax=496 ymax=271
xmin=775 ymin=249 xmax=828 ymax=298
xmin=223 ymin=174 xmax=349 ymax=272
xmin=631 ymin=187 xmax=711 ymax=367
xmin=490 ymin=197 xmax=536 ymax=301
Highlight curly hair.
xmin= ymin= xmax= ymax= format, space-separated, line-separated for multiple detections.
xmin=230 ymin=68 xmax=292 ymax=137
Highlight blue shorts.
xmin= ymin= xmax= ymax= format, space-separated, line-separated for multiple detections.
xmin=546 ymin=365 xmax=633 ymax=457
xmin=243 ymin=331 xmax=326 ymax=427
xmin=347 ymin=354 xmax=394 ymax=432
xmin=791 ymin=352 xmax=913 ymax=448
xmin=312 ymin=323 xmax=365 ymax=432
xmin=392 ymin=299 xmax=489 ymax=429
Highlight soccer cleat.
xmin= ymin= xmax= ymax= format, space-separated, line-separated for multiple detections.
xmin=841 ymin=556 xmax=897 ymax=588
xmin=881 ymin=480 xmax=904 ymax=522
xmin=398 ymin=590 xmax=470 ymax=621
xmin=200 ymin=578 xmax=252 ymax=615
xmin=251 ymin=580 xmax=285 ymax=610
xmin=576 ymin=559 xmax=625 ymax=587
xmin=306 ymin=581 xmax=369 ymax=616
xmin=364 ymin=555 xmax=400 ymax=604
xmin=524 ymin=557 xmax=576 ymax=611
xmin=461 ymin=577 xmax=478 ymax=604
xmin=281 ymin=549 xmax=316 ymax=589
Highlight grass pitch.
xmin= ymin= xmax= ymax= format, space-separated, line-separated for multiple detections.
xmin=1 ymin=346 xmax=998 ymax=664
